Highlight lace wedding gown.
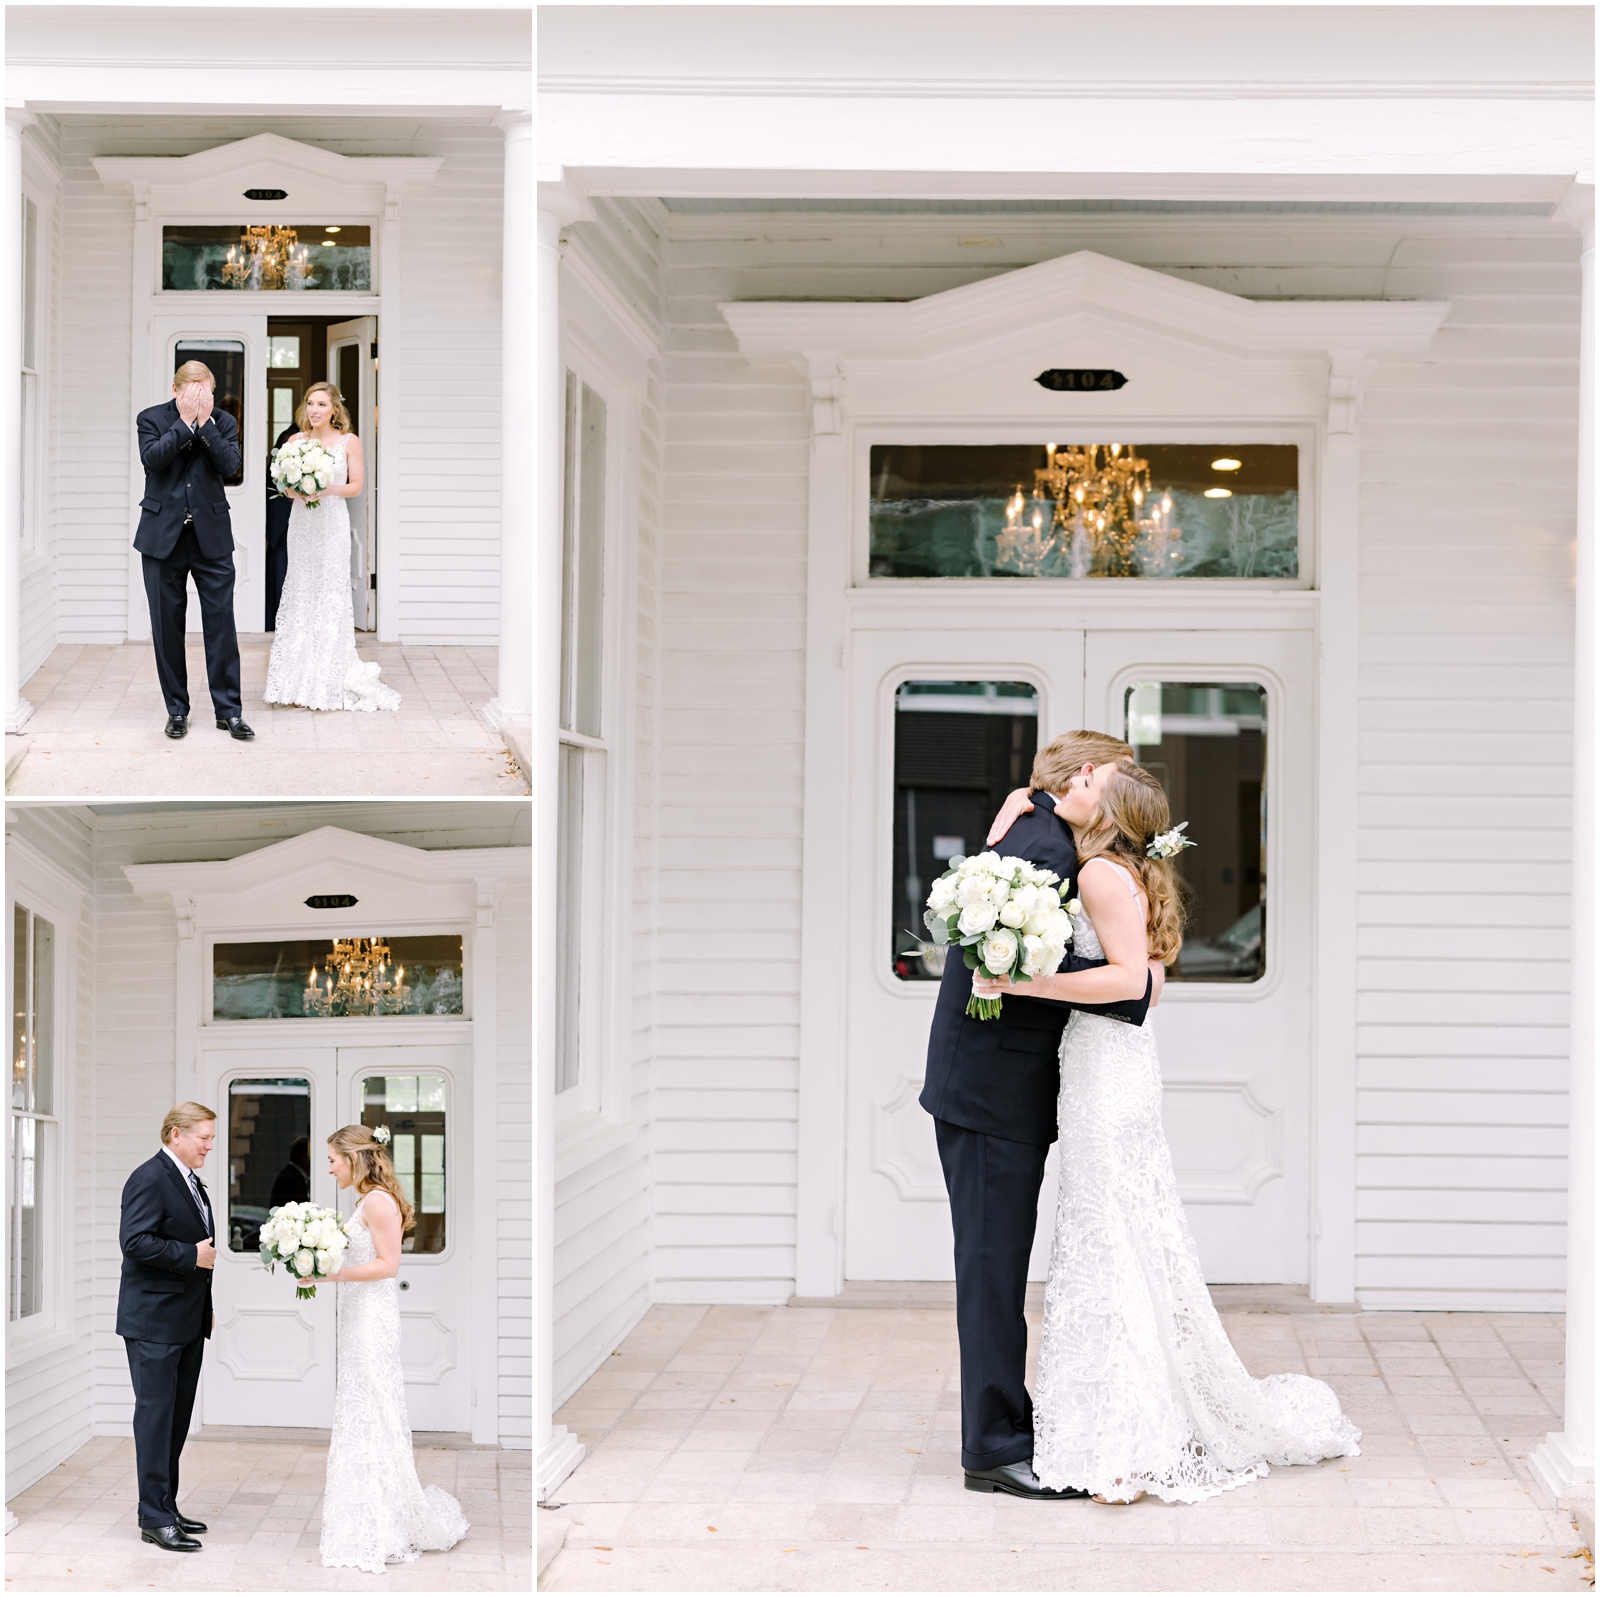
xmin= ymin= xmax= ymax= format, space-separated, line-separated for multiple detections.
xmin=263 ymin=434 xmax=400 ymax=713
xmin=320 ymin=1194 xmax=468 ymax=1573
xmin=1031 ymin=860 xmax=1361 ymax=1504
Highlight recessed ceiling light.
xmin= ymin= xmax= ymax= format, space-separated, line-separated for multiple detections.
xmin=1211 ymin=458 xmax=1242 ymax=471
xmin=324 ymin=225 xmax=342 ymax=234
xmin=1204 ymin=487 xmax=1233 ymax=499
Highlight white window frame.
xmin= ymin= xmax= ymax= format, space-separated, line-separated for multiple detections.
xmin=4 ymin=836 xmax=82 ymax=1368
xmin=19 ymin=152 xmax=54 ymax=559
xmin=552 ymin=292 xmax=643 ymax=1161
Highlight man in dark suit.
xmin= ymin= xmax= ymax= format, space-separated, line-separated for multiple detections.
xmin=264 ymin=421 xmax=297 ymax=631
xmin=134 ymin=361 xmax=254 ymax=741
xmin=116 ymin=1103 xmax=220 ymax=1553
xmin=920 ymin=730 xmax=1158 ymax=1500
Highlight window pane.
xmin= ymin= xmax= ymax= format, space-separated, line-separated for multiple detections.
xmin=870 ymin=445 xmax=1299 ymax=579
xmin=161 ymin=225 xmax=372 ymax=291
xmin=227 ymin=1078 xmax=310 ymax=1251
xmin=268 ymin=335 xmax=301 ymax=368
xmin=892 ymin=681 xmax=1040 ymax=981
xmin=10 ymin=1116 xmax=41 ymax=1319
xmin=12 ymin=904 xmax=26 ymax=1111
xmin=561 ymin=376 xmax=606 ymax=736
xmin=30 ymin=915 xmax=52 ymax=1116
xmin=22 ymin=197 xmax=38 ymax=369
xmin=1126 ymin=681 xmax=1267 ymax=983
xmin=361 ymin=1076 xmax=446 ymax=1254
xmin=211 ymin=935 xmax=463 ymax=1020
xmin=173 ymin=340 xmax=246 ymax=487
xmin=556 ymin=743 xmax=584 ymax=1092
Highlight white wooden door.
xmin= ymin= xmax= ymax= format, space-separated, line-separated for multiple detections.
xmin=327 ymin=318 xmax=377 ymax=630
xmin=150 ymin=314 xmax=268 ymax=637
xmin=1084 ymin=627 xmax=1316 ymax=1283
xmin=334 ymin=1044 xmax=473 ymax=1432
xmin=841 ymin=621 xmax=1316 ymax=1287
xmin=204 ymin=1050 xmax=338 ymax=1427
xmin=843 ymin=626 xmax=1084 ymax=1280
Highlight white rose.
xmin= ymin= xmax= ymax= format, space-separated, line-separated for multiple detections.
xmin=315 ymin=1249 xmax=331 ymax=1274
xmin=958 ymin=901 xmax=997 ymax=936
xmin=955 ymin=874 xmax=992 ymax=909
xmin=928 ymin=876 xmax=957 ymax=913
xmin=979 ymin=928 xmax=1019 ymax=972
xmin=1065 ymin=898 xmax=1082 ymax=918
xmin=1021 ymin=911 xmax=1049 ymax=938
xmin=284 ymin=464 xmax=302 ymax=483
xmin=292 ymin=1248 xmax=314 ymax=1275
xmin=998 ymin=899 xmax=1027 ymax=929
xmin=1019 ymin=934 xmax=1046 ymax=975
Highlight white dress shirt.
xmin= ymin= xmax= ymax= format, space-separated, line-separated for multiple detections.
xmin=161 ymin=1143 xmax=212 ymax=1234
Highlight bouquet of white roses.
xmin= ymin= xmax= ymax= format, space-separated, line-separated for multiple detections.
xmin=259 ymin=1201 xmax=348 ymax=1300
xmin=922 ymin=851 xmax=1080 ymax=1020
xmin=270 ymin=437 xmax=335 ymax=510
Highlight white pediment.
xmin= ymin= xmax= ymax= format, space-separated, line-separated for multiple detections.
xmin=722 ymin=249 xmax=1449 ymax=420
xmin=122 ymin=826 xmax=528 ymax=936
xmin=93 ymin=132 xmax=442 ymax=218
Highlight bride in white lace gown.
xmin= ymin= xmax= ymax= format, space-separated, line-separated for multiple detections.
xmin=976 ymin=761 xmax=1360 ymax=1505
xmin=320 ymin=1125 xmax=467 ymax=1573
xmin=264 ymin=383 xmax=399 ymax=713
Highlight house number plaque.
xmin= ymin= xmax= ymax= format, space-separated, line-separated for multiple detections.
xmin=1036 ymin=369 xmax=1128 ymax=392
xmin=305 ymin=893 xmax=359 ymax=909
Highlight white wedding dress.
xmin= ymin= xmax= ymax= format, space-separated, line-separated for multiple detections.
xmin=1031 ymin=859 xmax=1361 ymax=1504
xmin=319 ymin=1193 xmax=468 ymax=1573
xmin=263 ymin=434 xmax=400 ymax=713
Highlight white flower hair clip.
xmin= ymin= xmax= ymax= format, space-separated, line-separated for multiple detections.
xmin=1147 ymin=822 xmax=1197 ymax=860
xmin=372 ymin=1124 xmax=392 ymax=1146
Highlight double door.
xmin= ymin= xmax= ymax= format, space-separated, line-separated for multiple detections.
xmin=202 ymin=1041 xmax=471 ymax=1432
xmin=148 ymin=314 xmax=376 ymax=634
xmin=844 ymin=618 xmax=1314 ymax=1286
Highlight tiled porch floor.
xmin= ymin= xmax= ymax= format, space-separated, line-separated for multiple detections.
xmin=540 ymin=1303 xmax=1590 ymax=1592
xmin=4 ymin=1435 xmax=531 ymax=1591
xmin=8 ymin=640 xmax=527 ymax=796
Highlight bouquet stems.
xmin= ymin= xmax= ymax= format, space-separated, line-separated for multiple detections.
xmin=296 ymin=1283 xmax=319 ymax=1300
xmin=966 ymin=994 xmax=1004 ymax=1021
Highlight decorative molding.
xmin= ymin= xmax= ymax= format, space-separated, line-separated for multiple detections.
xmin=561 ymin=234 xmax=660 ymax=359
xmin=211 ymin=1307 xmax=318 ymax=1382
xmin=803 ymin=353 xmax=844 ymax=438
xmin=92 ymin=132 xmax=440 ymax=211
xmin=870 ymin=1075 xmax=946 ymax=1202
xmin=723 ymin=250 xmax=1449 ymax=383
xmin=173 ymin=893 xmax=197 ymax=943
xmin=399 ymin=1310 xmax=459 ymax=1385
xmin=1164 ymin=1081 xmax=1284 ymax=1206
xmin=3 ymin=829 xmax=89 ymax=913
xmin=539 ymin=172 xmax=595 ymax=232
xmin=1555 ymin=180 xmax=1597 ymax=244
xmin=1326 ymin=350 xmax=1379 ymax=436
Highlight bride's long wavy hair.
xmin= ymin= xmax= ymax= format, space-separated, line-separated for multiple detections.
xmin=327 ymin=1124 xmax=415 ymax=1234
xmin=1074 ymin=758 xmax=1186 ymax=963
xmin=295 ymin=380 xmax=353 ymax=434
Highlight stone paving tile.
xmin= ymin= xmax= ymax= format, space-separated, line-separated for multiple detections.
xmin=544 ymin=1303 xmax=1588 ymax=1591
xmin=6 ymin=1437 xmax=529 ymax=1592
xmin=11 ymin=639 xmax=525 ymax=797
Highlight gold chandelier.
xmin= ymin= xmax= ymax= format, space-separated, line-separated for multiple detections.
xmin=222 ymin=225 xmax=310 ymax=290
xmin=996 ymin=443 xmax=1175 ymax=578
xmin=303 ymin=937 xmax=412 ymax=1017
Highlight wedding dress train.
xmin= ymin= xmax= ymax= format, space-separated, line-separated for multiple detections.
xmin=263 ymin=434 xmax=400 ymax=713
xmin=319 ymin=1194 xmax=468 ymax=1572
xmin=1031 ymin=861 xmax=1361 ymax=1504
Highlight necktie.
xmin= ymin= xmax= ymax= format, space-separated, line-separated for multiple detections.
xmin=187 ymin=1170 xmax=211 ymax=1233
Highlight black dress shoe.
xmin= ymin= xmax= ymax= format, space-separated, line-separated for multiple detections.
xmin=175 ymin=1514 xmax=207 ymax=1534
xmin=216 ymin=716 xmax=255 ymax=741
xmin=140 ymin=1524 xmax=201 ymax=1552
xmin=964 ymin=1459 xmax=1089 ymax=1500
xmin=164 ymin=714 xmax=188 ymax=739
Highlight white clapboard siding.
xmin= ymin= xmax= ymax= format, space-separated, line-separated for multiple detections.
xmin=640 ymin=210 xmax=1576 ymax=1310
xmin=4 ymin=807 xmax=95 ymax=1497
xmin=551 ymin=198 xmax=662 ymax=1405
xmin=43 ymin=116 xmax=504 ymax=650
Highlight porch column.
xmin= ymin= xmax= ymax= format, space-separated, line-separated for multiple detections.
xmin=5 ymin=107 xmax=34 ymax=734
xmin=1531 ymin=183 xmax=1596 ymax=1533
xmin=485 ymin=110 xmax=534 ymax=734
xmin=535 ymin=169 xmax=590 ymax=1503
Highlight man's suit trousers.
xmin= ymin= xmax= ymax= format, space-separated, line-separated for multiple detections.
xmin=124 ymin=1335 xmax=205 ymax=1528
xmin=141 ymin=521 xmax=241 ymax=718
xmin=934 ymin=1117 xmax=1051 ymax=1472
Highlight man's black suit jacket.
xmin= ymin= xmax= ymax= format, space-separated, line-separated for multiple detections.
xmin=134 ymin=400 xmax=242 ymax=561
xmin=115 ymin=1152 xmax=215 ymax=1344
xmin=918 ymin=790 xmax=1152 ymax=1145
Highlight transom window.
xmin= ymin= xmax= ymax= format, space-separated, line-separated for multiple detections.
xmin=162 ymin=225 xmax=372 ymax=291
xmin=869 ymin=444 xmax=1299 ymax=580
xmin=211 ymin=936 xmax=464 ymax=1020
